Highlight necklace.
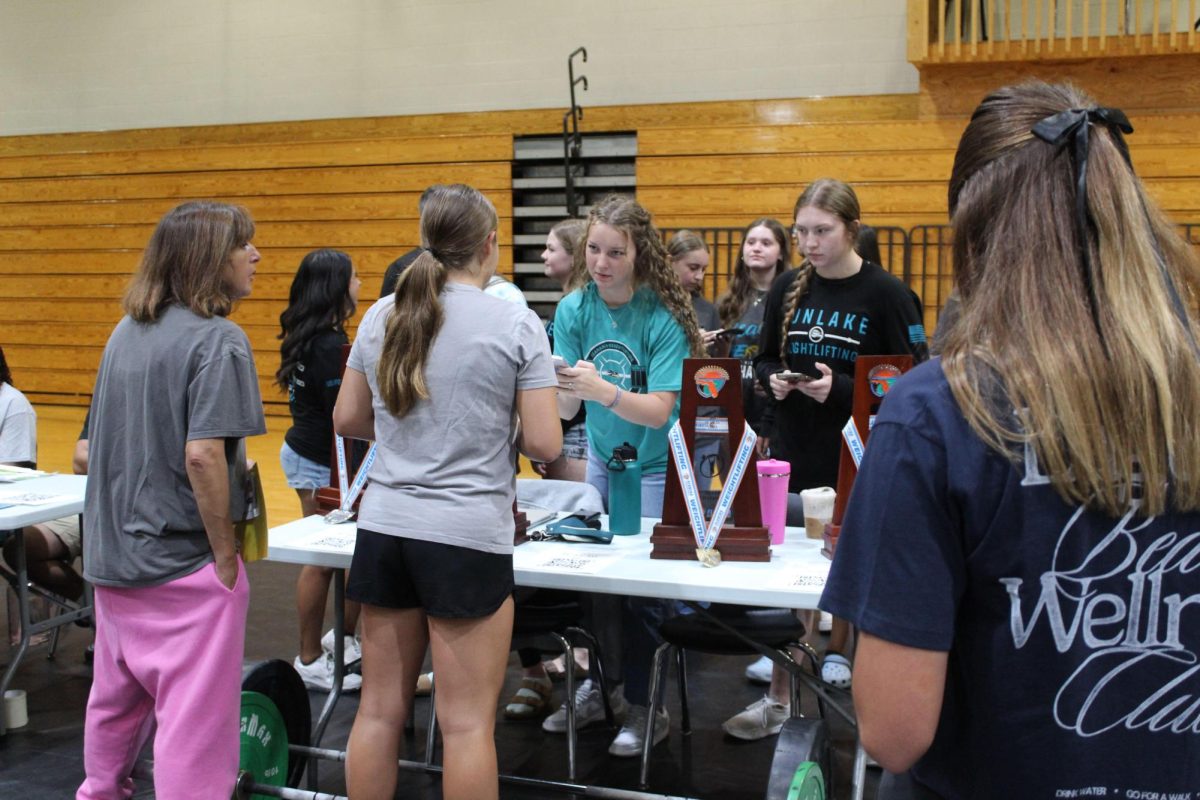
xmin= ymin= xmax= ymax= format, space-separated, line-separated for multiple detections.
xmin=602 ymin=302 xmax=622 ymax=329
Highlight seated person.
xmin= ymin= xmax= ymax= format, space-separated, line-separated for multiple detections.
xmin=0 ymin=344 xmax=36 ymax=469
xmin=1 ymin=415 xmax=89 ymax=602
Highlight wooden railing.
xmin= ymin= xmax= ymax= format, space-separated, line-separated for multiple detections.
xmin=909 ymin=0 xmax=1200 ymax=62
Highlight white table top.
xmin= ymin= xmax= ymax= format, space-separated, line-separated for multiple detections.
xmin=0 ymin=474 xmax=87 ymax=529
xmin=268 ymin=514 xmax=831 ymax=609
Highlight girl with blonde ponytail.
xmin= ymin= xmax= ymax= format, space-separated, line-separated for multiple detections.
xmin=732 ymin=179 xmax=927 ymax=738
xmin=333 ymin=184 xmax=562 ymax=800
xmin=821 ymin=82 xmax=1200 ymax=797
xmin=548 ymin=194 xmax=702 ymax=758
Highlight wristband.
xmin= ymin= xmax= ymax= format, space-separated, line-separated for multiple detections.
xmin=603 ymin=385 xmax=622 ymax=409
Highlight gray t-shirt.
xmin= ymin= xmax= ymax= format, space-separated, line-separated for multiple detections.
xmin=348 ymin=283 xmax=557 ymax=553
xmin=84 ymin=305 xmax=266 ymax=588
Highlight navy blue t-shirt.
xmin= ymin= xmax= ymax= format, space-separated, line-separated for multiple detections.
xmin=821 ymin=359 xmax=1200 ymax=799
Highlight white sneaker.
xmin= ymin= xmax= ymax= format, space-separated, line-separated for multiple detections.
xmin=293 ymin=653 xmax=363 ymax=693
xmin=721 ymin=695 xmax=789 ymax=741
xmin=608 ymin=704 xmax=669 ymax=757
xmin=542 ymin=678 xmax=628 ymax=733
xmin=744 ymin=655 xmax=773 ymax=684
xmin=320 ymin=629 xmax=362 ymax=666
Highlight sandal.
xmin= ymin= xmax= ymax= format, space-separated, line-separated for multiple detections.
xmin=544 ymin=651 xmax=589 ymax=683
xmin=504 ymin=677 xmax=552 ymax=720
xmin=821 ymin=653 xmax=852 ymax=689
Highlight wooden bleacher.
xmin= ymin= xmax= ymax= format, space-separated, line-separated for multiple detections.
xmin=2 ymin=91 xmax=1198 ymax=414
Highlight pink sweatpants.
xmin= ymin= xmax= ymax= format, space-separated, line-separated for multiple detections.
xmin=77 ymin=559 xmax=249 ymax=800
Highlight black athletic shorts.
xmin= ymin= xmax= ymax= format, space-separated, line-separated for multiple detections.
xmin=346 ymin=528 xmax=514 ymax=619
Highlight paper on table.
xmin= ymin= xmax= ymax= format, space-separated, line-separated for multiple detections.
xmin=526 ymin=550 xmax=622 ymax=574
xmin=774 ymin=570 xmax=827 ymax=591
xmin=296 ymin=528 xmax=357 ymax=554
xmin=0 ymin=491 xmax=75 ymax=506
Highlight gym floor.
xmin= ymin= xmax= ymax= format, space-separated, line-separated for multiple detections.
xmin=1 ymin=406 xmax=878 ymax=798
xmin=0 ymin=559 xmax=878 ymax=799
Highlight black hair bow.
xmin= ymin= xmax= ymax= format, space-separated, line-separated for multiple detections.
xmin=1031 ymin=107 xmax=1135 ymax=341
xmin=1032 ymin=106 xmax=1197 ymax=357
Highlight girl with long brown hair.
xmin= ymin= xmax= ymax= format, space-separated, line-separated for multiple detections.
xmin=548 ymin=194 xmax=704 ymax=758
xmin=821 ymin=82 xmax=1200 ymax=797
xmin=276 ymin=249 xmax=365 ymax=693
xmin=733 ymin=179 xmax=927 ymax=739
xmin=333 ymin=184 xmax=561 ymax=800
xmin=718 ymin=218 xmax=792 ymax=450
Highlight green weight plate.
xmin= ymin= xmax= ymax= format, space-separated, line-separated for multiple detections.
xmin=242 ymin=659 xmax=311 ymax=786
xmin=239 ymin=691 xmax=289 ymax=798
xmin=786 ymin=762 xmax=825 ymax=800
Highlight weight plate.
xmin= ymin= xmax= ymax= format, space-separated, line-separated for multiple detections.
xmin=239 ymin=691 xmax=288 ymax=797
xmin=765 ymin=717 xmax=830 ymax=800
xmin=242 ymin=659 xmax=312 ymax=786
xmin=786 ymin=762 xmax=825 ymax=800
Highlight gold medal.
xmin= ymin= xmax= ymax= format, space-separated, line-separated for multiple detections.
xmin=695 ymin=548 xmax=722 ymax=568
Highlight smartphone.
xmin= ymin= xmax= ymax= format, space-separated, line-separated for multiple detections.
xmin=715 ymin=326 xmax=745 ymax=340
xmin=552 ymin=355 xmax=569 ymax=372
xmin=778 ymin=370 xmax=815 ymax=383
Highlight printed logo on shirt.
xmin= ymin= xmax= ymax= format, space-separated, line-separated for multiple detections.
xmin=787 ymin=308 xmax=868 ymax=364
xmin=908 ymin=324 xmax=927 ymax=345
xmin=586 ymin=340 xmax=640 ymax=392
xmin=730 ymin=322 xmax=761 ymax=361
xmin=1001 ymin=460 xmax=1200 ymax=742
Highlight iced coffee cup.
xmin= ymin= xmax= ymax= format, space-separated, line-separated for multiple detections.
xmin=800 ymin=486 xmax=836 ymax=540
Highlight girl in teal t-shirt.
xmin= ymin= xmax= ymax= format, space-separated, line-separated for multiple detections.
xmin=547 ymin=194 xmax=703 ymax=758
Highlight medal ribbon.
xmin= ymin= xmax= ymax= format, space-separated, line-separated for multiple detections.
xmin=841 ymin=418 xmax=865 ymax=469
xmin=325 ymin=435 xmax=377 ymax=523
xmin=667 ymin=421 xmax=758 ymax=551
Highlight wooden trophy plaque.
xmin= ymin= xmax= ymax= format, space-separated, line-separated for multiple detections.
xmin=651 ymin=357 xmax=770 ymax=562
xmin=824 ymin=354 xmax=914 ymax=559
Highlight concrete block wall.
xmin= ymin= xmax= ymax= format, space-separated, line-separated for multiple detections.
xmin=0 ymin=0 xmax=917 ymax=135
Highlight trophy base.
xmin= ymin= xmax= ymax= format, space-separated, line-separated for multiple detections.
xmin=650 ymin=524 xmax=771 ymax=562
xmin=822 ymin=523 xmax=840 ymax=560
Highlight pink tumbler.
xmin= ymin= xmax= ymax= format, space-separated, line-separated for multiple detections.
xmin=756 ymin=459 xmax=791 ymax=545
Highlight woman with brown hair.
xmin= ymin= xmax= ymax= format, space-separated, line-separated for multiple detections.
xmin=717 ymin=219 xmax=792 ymax=422
xmin=547 ymin=194 xmax=704 ymax=757
xmin=333 ymin=184 xmax=562 ymax=800
xmin=276 ymin=249 xmax=365 ymax=692
xmin=79 ymin=201 xmax=266 ymax=799
xmin=821 ymin=82 xmax=1200 ymax=797
xmin=733 ymin=179 xmax=927 ymax=739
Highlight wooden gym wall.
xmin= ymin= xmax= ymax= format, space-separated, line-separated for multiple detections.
xmin=1 ymin=92 xmax=1198 ymax=413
